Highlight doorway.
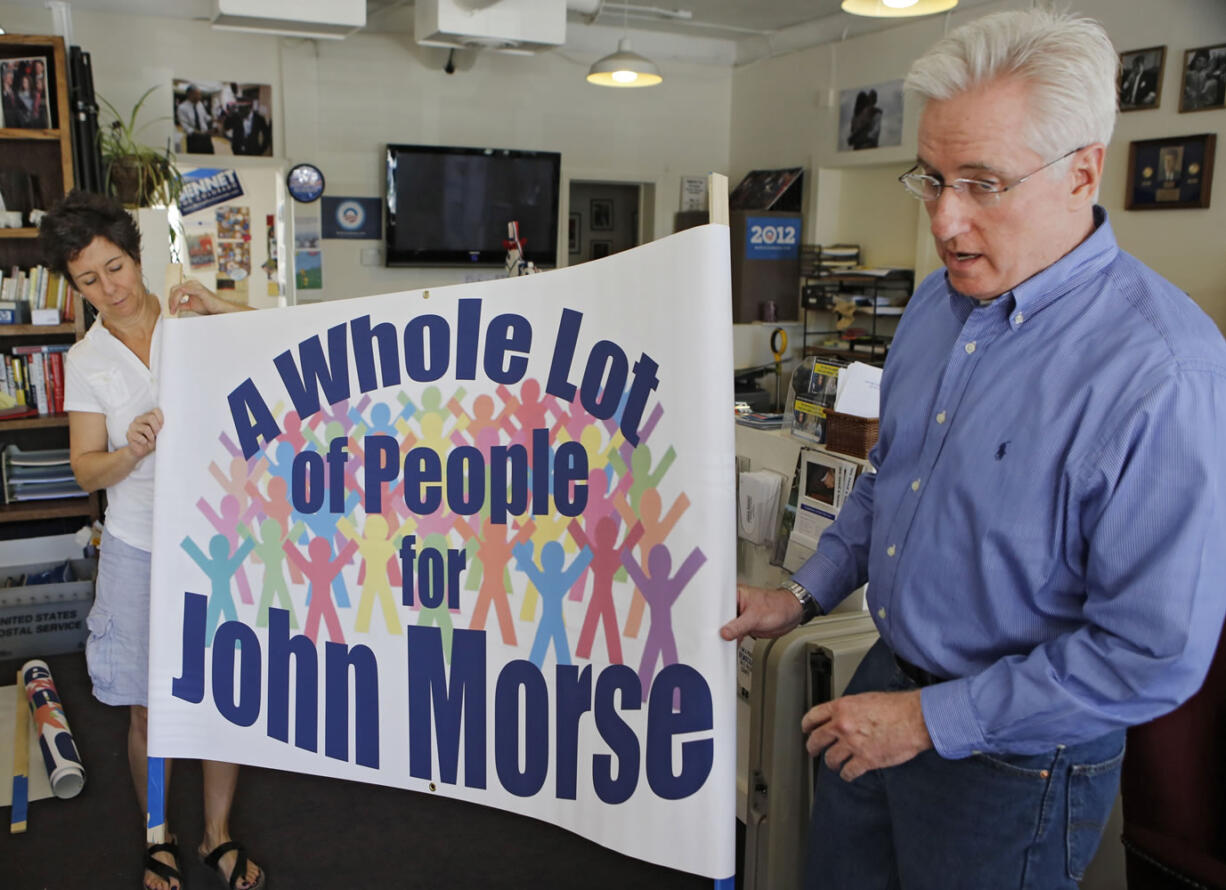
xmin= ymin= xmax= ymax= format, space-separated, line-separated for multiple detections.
xmin=568 ymin=181 xmax=642 ymax=264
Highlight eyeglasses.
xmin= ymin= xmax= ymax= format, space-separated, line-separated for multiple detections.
xmin=898 ymin=147 xmax=1084 ymax=205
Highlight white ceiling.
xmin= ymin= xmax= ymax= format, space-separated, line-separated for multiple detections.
xmin=2 ymin=0 xmax=853 ymax=38
xmin=0 ymin=0 xmax=991 ymax=63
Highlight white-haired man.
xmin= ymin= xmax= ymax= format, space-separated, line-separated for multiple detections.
xmin=723 ymin=9 xmax=1226 ymax=888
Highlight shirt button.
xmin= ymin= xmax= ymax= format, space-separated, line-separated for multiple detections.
xmin=877 ymin=607 xmax=887 ymax=620
xmin=1014 ymin=312 xmax=1024 ymax=325
xmin=936 ymin=411 xmax=946 ymax=424
xmin=911 ymin=478 xmax=921 ymax=491
xmin=965 ymin=341 xmax=977 ymax=354
xmin=887 ymin=545 xmax=896 ymax=557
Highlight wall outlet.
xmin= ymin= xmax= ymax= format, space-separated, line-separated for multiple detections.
xmin=360 ymin=247 xmax=382 ymax=266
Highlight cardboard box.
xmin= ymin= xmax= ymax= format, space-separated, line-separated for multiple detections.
xmin=0 ymin=557 xmax=96 ymax=660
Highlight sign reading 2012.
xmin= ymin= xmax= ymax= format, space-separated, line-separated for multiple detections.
xmin=744 ymin=216 xmax=800 ymax=260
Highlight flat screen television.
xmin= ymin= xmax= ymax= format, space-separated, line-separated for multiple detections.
xmin=385 ymin=143 xmax=561 ymax=267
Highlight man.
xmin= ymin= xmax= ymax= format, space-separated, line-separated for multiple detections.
xmin=224 ymin=102 xmax=271 ymax=156
xmin=177 ymin=85 xmax=214 ymax=154
xmin=1120 ymin=53 xmax=1157 ymax=109
xmin=1159 ymin=147 xmax=1182 ymax=183
xmin=1 ymin=63 xmax=23 ymax=128
xmin=723 ymin=9 xmax=1226 ymax=890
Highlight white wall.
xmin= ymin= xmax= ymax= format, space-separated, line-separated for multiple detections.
xmin=0 ymin=3 xmax=732 ymax=303
xmin=730 ymin=0 xmax=1226 ymax=328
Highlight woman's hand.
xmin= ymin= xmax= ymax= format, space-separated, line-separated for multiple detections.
xmin=167 ymin=279 xmax=251 ymax=316
xmin=126 ymin=408 xmax=163 ymax=460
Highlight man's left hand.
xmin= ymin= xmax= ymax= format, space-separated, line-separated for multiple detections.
xmin=802 ymin=690 xmax=933 ymax=781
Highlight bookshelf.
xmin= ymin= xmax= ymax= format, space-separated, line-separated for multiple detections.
xmin=0 ymin=301 xmax=99 ymax=534
xmin=0 ymin=35 xmax=97 ymax=537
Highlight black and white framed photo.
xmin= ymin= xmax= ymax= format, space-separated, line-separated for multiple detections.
xmin=1119 ymin=46 xmax=1165 ymax=111
xmin=590 ymin=198 xmax=613 ymax=231
xmin=1179 ymin=43 xmax=1226 ymax=112
xmin=1125 ymin=133 xmax=1216 ymax=210
xmin=591 ymin=240 xmax=612 ymax=259
xmin=568 ymin=212 xmax=580 ymax=253
xmin=837 ymin=79 xmax=903 ymax=152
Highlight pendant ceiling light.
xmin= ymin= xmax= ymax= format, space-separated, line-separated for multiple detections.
xmin=842 ymin=0 xmax=958 ymax=17
xmin=587 ymin=3 xmax=662 ymax=88
xmin=587 ymin=37 xmax=663 ymax=87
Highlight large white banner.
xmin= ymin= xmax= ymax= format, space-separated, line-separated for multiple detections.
xmin=148 ymin=225 xmax=735 ymax=878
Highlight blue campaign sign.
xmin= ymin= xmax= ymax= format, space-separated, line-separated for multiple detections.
xmin=322 ymin=196 xmax=382 ymax=239
xmin=744 ymin=216 xmax=800 ymax=260
xmin=178 ymin=168 xmax=244 ymax=217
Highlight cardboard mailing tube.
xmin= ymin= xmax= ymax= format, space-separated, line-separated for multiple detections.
xmin=21 ymin=660 xmax=85 ymax=799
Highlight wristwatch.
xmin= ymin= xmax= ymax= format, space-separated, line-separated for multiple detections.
xmin=783 ymin=580 xmax=823 ymax=624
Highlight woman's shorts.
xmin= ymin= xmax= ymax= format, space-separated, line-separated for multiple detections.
xmin=85 ymin=528 xmax=151 ymax=707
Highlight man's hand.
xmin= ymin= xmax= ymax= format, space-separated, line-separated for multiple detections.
xmin=802 ymin=690 xmax=933 ymax=781
xmin=720 ymin=584 xmax=804 ymax=642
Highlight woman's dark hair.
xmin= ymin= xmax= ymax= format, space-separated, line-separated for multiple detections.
xmin=38 ymin=190 xmax=142 ymax=286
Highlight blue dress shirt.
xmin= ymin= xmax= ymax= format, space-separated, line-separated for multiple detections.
xmin=793 ymin=208 xmax=1226 ymax=759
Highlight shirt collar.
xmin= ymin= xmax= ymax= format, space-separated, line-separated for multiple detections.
xmin=944 ymin=205 xmax=1118 ymax=329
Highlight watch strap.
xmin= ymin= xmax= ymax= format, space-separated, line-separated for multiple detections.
xmin=784 ymin=580 xmax=822 ymax=624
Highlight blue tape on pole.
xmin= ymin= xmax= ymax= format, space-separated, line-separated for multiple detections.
xmin=714 ymin=877 xmax=736 ymax=889
xmin=146 ymin=756 xmax=166 ymax=837
xmin=11 ymin=775 xmax=28 ymax=830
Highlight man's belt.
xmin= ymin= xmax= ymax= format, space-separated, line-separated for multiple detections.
xmin=894 ymin=654 xmax=948 ymax=688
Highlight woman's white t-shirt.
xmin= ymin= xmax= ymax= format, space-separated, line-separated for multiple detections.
xmin=63 ymin=316 xmax=162 ymax=551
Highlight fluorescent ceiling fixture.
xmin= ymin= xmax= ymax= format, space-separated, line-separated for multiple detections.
xmin=587 ymin=38 xmax=663 ymax=88
xmin=842 ymin=0 xmax=958 ymax=16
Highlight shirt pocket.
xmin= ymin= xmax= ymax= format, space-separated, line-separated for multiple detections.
xmin=88 ymin=369 xmax=131 ymax=411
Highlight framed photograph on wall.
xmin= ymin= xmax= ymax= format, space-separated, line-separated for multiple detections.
xmin=1125 ymin=133 xmax=1216 ymax=210
xmin=568 ymin=212 xmax=580 ymax=253
xmin=837 ymin=79 xmax=903 ymax=152
xmin=590 ymin=198 xmax=613 ymax=231
xmin=0 ymin=55 xmax=54 ymax=128
xmin=591 ymin=240 xmax=612 ymax=259
xmin=1179 ymin=43 xmax=1226 ymax=112
xmin=1119 ymin=46 xmax=1165 ymax=111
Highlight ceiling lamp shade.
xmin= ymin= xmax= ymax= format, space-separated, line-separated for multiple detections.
xmin=587 ymin=38 xmax=662 ymax=88
xmin=842 ymin=0 xmax=958 ymax=17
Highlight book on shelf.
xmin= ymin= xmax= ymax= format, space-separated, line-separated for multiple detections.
xmin=1 ymin=345 xmax=69 ymax=415
xmin=0 ymin=404 xmax=39 ymax=422
xmin=735 ymin=412 xmax=785 ymax=430
xmin=0 ymin=265 xmax=76 ymax=321
xmin=0 ymin=302 xmax=32 ymax=324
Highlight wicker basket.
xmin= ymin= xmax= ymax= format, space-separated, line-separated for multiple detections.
xmin=825 ymin=411 xmax=879 ymax=459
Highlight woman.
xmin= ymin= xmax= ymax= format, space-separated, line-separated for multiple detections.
xmin=40 ymin=191 xmax=265 ymax=890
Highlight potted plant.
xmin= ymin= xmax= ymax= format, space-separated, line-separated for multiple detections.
xmin=98 ymin=86 xmax=182 ymax=208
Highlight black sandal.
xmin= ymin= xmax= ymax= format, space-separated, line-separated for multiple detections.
xmin=144 ymin=839 xmax=182 ymax=890
xmin=202 ymin=839 xmax=266 ymax=890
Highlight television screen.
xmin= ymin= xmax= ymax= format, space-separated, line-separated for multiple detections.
xmin=385 ymin=143 xmax=561 ymax=267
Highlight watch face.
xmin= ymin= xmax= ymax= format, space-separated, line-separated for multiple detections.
xmin=287 ymin=163 xmax=325 ymax=202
